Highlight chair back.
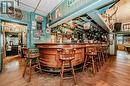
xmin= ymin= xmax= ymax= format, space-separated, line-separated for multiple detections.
xmin=58 ymin=48 xmax=75 ymax=60
xmin=23 ymin=48 xmax=40 ymax=59
xmin=86 ymin=46 xmax=97 ymax=55
xmin=28 ymin=48 xmax=40 ymax=59
xmin=23 ymin=47 xmax=29 ymax=58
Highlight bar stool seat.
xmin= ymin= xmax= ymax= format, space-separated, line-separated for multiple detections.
xmin=28 ymin=53 xmax=40 ymax=59
xmin=83 ymin=46 xmax=99 ymax=75
xmin=22 ymin=48 xmax=42 ymax=82
xmin=58 ymin=48 xmax=76 ymax=86
xmin=102 ymin=45 xmax=109 ymax=61
xmin=97 ymin=46 xmax=104 ymax=68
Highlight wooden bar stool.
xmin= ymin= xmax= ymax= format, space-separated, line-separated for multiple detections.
xmin=83 ymin=46 xmax=99 ymax=75
xmin=58 ymin=48 xmax=76 ymax=86
xmin=102 ymin=45 xmax=109 ymax=61
xmin=97 ymin=45 xmax=104 ymax=67
xmin=106 ymin=45 xmax=109 ymax=60
xmin=22 ymin=48 xmax=42 ymax=82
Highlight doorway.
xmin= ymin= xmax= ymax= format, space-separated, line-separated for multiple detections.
xmin=5 ymin=32 xmax=20 ymax=56
xmin=1 ymin=21 xmax=27 ymax=63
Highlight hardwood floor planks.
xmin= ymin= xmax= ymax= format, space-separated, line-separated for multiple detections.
xmin=0 ymin=51 xmax=130 ymax=86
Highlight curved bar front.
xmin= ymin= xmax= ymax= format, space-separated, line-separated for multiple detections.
xmin=35 ymin=43 xmax=107 ymax=72
xmin=35 ymin=43 xmax=85 ymax=68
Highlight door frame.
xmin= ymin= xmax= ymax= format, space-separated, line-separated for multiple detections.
xmin=2 ymin=21 xmax=28 ymax=58
xmin=0 ymin=20 xmax=28 ymax=72
xmin=0 ymin=20 xmax=2 ymax=72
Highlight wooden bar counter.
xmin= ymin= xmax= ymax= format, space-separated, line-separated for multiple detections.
xmin=35 ymin=43 xmax=85 ymax=68
xmin=35 ymin=43 xmax=106 ymax=72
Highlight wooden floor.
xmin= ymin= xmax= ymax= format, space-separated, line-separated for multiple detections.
xmin=0 ymin=51 xmax=130 ymax=86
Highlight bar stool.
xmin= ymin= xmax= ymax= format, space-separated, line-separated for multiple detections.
xmin=97 ymin=45 xmax=104 ymax=67
xmin=102 ymin=45 xmax=109 ymax=61
xmin=58 ymin=48 xmax=76 ymax=86
xmin=22 ymin=48 xmax=42 ymax=82
xmin=22 ymin=47 xmax=28 ymax=58
xmin=83 ymin=46 xmax=99 ymax=75
xmin=106 ymin=45 xmax=109 ymax=60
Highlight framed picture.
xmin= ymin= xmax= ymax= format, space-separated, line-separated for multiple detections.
xmin=36 ymin=22 xmax=42 ymax=30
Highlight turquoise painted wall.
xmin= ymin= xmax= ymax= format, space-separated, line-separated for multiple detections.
xmin=30 ymin=12 xmax=50 ymax=48
xmin=0 ymin=10 xmax=30 ymax=24
xmin=0 ymin=11 xmax=48 ymax=48
xmin=0 ymin=10 xmax=47 ymax=72
xmin=0 ymin=10 xmax=32 ymax=48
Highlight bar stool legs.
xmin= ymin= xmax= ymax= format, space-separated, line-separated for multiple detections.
xmin=22 ymin=48 xmax=42 ymax=82
xmin=29 ymin=59 xmax=32 ymax=82
xmin=70 ymin=61 xmax=76 ymax=85
xmin=37 ymin=57 xmax=42 ymax=73
xmin=23 ymin=58 xmax=41 ymax=82
xmin=83 ymin=56 xmax=88 ymax=72
xmin=83 ymin=55 xmax=97 ymax=76
xmin=98 ymin=52 xmax=104 ymax=67
xmin=60 ymin=61 xmax=64 ymax=86
xmin=60 ymin=60 xmax=76 ymax=86
xmin=22 ymin=58 xmax=33 ymax=82
xmin=23 ymin=59 xmax=27 ymax=77
xmin=91 ymin=56 xmax=96 ymax=75
xmin=97 ymin=52 xmax=102 ymax=69
xmin=104 ymin=46 xmax=109 ymax=61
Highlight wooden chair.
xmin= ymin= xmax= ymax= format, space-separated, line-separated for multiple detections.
xmin=83 ymin=46 xmax=99 ymax=75
xmin=22 ymin=48 xmax=42 ymax=82
xmin=102 ymin=45 xmax=109 ymax=61
xmin=97 ymin=45 xmax=104 ymax=67
xmin=58 ymin=48 xmax=76 ymax=86
xmin=22 ymin=47 xmax=28 ymax=58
